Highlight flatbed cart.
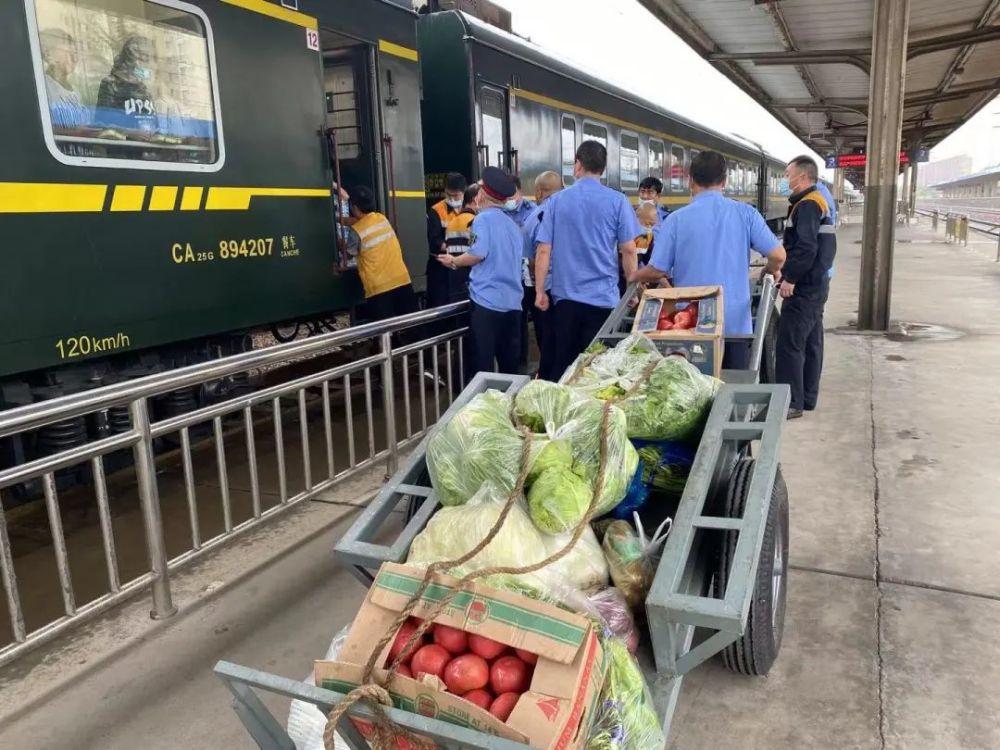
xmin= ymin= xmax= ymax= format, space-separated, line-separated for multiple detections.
xmin=215 ymin=278 xmax=790 ymax=749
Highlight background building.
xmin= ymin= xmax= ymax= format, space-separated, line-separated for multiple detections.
xmin=918 ymin=154 xmax=973 ymax=188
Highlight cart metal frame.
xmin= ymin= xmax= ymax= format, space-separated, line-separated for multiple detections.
xmin=215 ymin=280 xmax=789 ymax=749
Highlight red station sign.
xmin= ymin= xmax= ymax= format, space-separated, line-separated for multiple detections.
xmin=832 ymin=152 xmax=909 ymax=169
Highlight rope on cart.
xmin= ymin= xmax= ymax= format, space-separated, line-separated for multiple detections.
xmin=323 ymin=364 xmax=655 ymax=749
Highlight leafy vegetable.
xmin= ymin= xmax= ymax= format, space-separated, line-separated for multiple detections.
xmin=514 ymin=380 xmax=639 ymax=522
xmin=586 ymin=638 xmax=665 ymax=750
xmin=528 ymin=466 xmax=592 ymax=534
xmin=570 ymin=334 xmax=718 ymax=441
xmin=407 ymin=482 xmax=609 ymax=595
xmin=426 ymin=390 xmax=524 ymax=506
xmin=527 ymin=439 xmax=574 ymax=485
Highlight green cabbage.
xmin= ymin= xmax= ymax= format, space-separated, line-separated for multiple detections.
xmin=527 ymin=439 xmax=574 ymax=484
xmin=514 ymin=381 xmax=639 ymax=521
xmin=569 ymin=334 xmax=719 ymax=441
xmin=407 ymin=482 xmax=608 ymax=594
xmin=528 ymin=466 xmax=592 ymax=534
xmin=426 ymin=390 xmax=524 ymax=506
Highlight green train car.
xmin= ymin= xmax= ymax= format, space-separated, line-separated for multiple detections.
xmin=1 ymin=0 xmax=433 ymax=476
xmin=418 ymin=10 xmax=789 ymax=223
xmin=0 ymin=0 xmax=428 ymax=402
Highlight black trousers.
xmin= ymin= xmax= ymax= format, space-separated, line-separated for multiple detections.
xmin=469 ymin=302 xmax=522 ymax=377
xmin=358 ymin=284 xmax=418 ymax=323
xmin=519 ymin=287 xmax=549 ymax=372
xmin=543 ymin=299 xmax=613 ymax=382
xmin=775 ymin=294 xmax=825 ymax=410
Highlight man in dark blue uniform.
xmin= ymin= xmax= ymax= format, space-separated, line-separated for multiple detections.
xmin=775 ymin=155 xmax=837 ymax=419
xmin=534 ymin=141 xmax=642 ymax=381
xmin=436 ymin=167 xmax=523 ymax=375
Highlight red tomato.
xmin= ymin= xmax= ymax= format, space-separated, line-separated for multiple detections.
xmin=410 ymin=644 xmax=451 ymax=680
xmin=656 ymin=319 xmax=674 ymax=331
xmin=514 ymin=648 xmax=538 ymax=665
xmin=490 ymin=656 xmax=531 ymax=695
xmin=444 ymin=654 xmax=490 ymax=694
xmin=463 ymin=688 xmax=493 ymax=711
xmin=433 ymin=624 xmax=469 ymax=655
xmin=387 ymin=620 xmax=420 ymax=665
xmin=489 ymin=692 xmax=520 ymax=722
xmin=396 ymin=663 xmax=413 ymax=679
xmin=468 ymin=634 xmax=508 ymax=660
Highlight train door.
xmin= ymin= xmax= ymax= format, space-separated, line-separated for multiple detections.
xmin=320 ymin=31 xmax=382 ymax=212
xmin=477 ymin=85 xmax=509 ymax=174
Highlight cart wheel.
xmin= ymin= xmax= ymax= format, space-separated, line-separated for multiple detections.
xmin=759 ymin=311 xmax=780 ymax=384
xmin=715 ymin=459 xmax=789 ymax=676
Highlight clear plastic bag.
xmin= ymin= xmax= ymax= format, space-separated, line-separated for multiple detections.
xmin=406 ymin=482 xmax=608 ymax=594
xmin=601 ymin=521 xmax=649 ymax=611
xmin=513 ymin=380 xmax=639 ymax=529
xmin=585 ymin=587 xmax=639 ymax=654
xmin=426 ymin=390 xmax=525 ymax=507
xmin=586 ymin=637 xmax=666 ymax=750
xmin=569 ymin=334 xmax=719 ymax=441
xmin=286 ymin=626 xmax=352 ymax=750
xmin=601 ymin=515 xmax=671 ymax=612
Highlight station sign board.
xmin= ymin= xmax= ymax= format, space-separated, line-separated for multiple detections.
xmin=825 ymin=148 xmax=929 ymax=169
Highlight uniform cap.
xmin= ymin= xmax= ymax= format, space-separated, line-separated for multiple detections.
xmin=480 ymin=167 xmax=517 ymax=201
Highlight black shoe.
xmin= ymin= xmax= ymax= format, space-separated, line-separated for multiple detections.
xmin=787 ymin=408 xmax=804 ymax=420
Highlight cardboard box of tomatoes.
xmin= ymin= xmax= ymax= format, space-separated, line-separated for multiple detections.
xmin=315 ymin=563 xmax=606 ymax=750
xmin=632 ymin=285 xmax=725 ymax=377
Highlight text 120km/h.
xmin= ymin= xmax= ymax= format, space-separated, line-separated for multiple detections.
xmin=55 ymin=332 xmax=132 ymax=360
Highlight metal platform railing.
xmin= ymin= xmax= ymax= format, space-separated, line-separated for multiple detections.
xmin=916 ymin=205 xmax=1000 ymax=259
xmin=0 ymin=301 xmax=471 ymax=667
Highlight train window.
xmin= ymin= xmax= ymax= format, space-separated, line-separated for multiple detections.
xmin=325 ymin=65 xmax=361 ymax=160
xmin=561 ymin=116 xmax=576 ymax=186
xmin=620 ymin=132 xmax=639 ymax=190
xmin=669 ymin=145 xmax=686 ymax=191
xmin=726 ymin=164 xmax=737 ymax=194
xmin=480 ymin=87 xmax=506 ymax=170
xmin=583 ymin=120 xmax=608 ymax=149
xmin=26 ymin=0 xmax=224 ymax=171
xmin=648 ymin=138 xmax=664 ymax=180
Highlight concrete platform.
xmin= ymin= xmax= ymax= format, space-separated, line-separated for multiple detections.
xmin=3 ymin=212 xmax=1000 ymax=748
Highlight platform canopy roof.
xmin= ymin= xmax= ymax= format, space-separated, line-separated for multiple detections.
xmin=637 ymin=0 xmax=1000 ymax=159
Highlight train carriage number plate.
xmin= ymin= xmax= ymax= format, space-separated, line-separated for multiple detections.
xmin=306 ymin=29 xmax=320 ymax=52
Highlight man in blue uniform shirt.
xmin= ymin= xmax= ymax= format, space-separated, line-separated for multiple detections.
xmin=632 ymin=150 xmax=785 ymax=370
xmin=504 ymin=176 xmax=537 ymax=228
xmin=534 ymin=140 xmax=643 ymax=380
xmin=638 ymin=176 xmax=671 ymax=223
xmin=437 ymin=167 xmax=524 ymax=375
xmin=521 ymin=170 xmax=563 ymax=375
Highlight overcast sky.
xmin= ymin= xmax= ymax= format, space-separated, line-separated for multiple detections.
xmin=489 ymin=0 xmax=1000 ymax=175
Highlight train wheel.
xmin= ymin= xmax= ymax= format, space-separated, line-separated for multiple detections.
xmin=714 ymin=459 xmax=789 ymax=676
xmin=271 ymin=321 xmax=302 ymax=343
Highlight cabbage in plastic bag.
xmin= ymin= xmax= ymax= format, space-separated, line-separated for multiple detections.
xmin=586 ymin=637 xmax=665 ymax=750
xmin=426 ymin=390 xmax=524 ymax=506
xmin=514 ymin=380 xmax=639 ymax=523
xmin=528 ymin=466 xmax=592 ymax=534
xmin=569 ymin=334 xmax=718 ymax=441
xmin=406 ymin=482 xmax=608 ymax=593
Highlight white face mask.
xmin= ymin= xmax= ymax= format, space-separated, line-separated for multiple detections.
xmin=503 ymin=198 xmax=519 ymax=211
xmin=638 ymin=198 xmax=655 ymax=207
xmin=446 ymin=197 xmax=462 ymax=209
